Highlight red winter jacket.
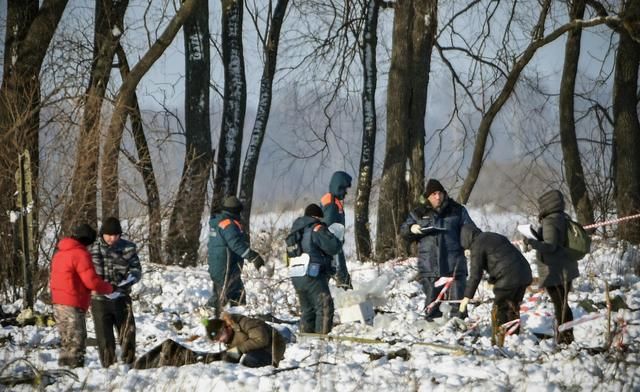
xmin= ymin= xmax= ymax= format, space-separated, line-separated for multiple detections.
xmin=50 ymin=238 xmax=113 ymax=311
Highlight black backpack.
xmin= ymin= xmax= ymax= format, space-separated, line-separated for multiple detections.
xmin=285 ymin=228 xmax=304 ymax=259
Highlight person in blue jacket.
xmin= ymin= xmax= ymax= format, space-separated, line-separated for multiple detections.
xmin=400 ymin=179 xmax=477 ymax=320
xmin=207 ymin=196 xmax=265 ymax=315
xmin=289 ymin=204 xmax=342 ymax=334
xmin=320 ymin=171 xmax=352 ymax=289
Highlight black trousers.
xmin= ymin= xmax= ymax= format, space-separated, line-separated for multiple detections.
xmin=291 ymin=275 xmax=334 ymax=334
xmin=91 ymin=295 xmax=136 ymax=367
xmin=492 ymin=285 xmax=528 ymax=340
xmin=546 ymin=282 xmax=574 ymax=344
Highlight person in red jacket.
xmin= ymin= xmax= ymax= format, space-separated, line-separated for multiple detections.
xmin=50 ymin=223 xmax=113 ymax=368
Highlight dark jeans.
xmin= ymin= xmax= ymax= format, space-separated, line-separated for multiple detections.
xmin=91 ymin=295 xmax=136 ymax=367
xmin=492 ymin=285 xmax=528 ymax=345
xmin=421 ymin=276 xmax=465 ymax=318
xmin=207 ymin=270 xmax=246 ymax=314
xmin=241 ymin=349 xmax=273 ymax=368
xmin=546 ymin=282 xmax=574 ymax=344
xmin=292 ymin=275 xmax=334 ymax=334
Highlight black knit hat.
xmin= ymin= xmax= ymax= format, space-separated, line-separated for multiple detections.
xmin=222 ymin=196 xmax=243 ymax=214
xmin=101 ymin=217 xmax=122 ymax=235
xmin=72 ymin=223 xmax=97 ymax=246
xmin=425 ymin=179 xmax=446 ymax=197
xmin=304 ymin=203 xmax=324 ymax=218
xmin=205 ymin=318 xmax=226 ymax=341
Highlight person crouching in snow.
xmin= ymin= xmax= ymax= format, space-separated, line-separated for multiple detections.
xmin=50 ymin=223 xmax=114 ymax=368
xmin=205 ymin=312 xmax=287 ymax=368
xmin=459 ymin=224 xmax=532 ymax=346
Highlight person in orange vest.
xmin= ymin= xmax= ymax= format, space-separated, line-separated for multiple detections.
xmin=207 ymin=196 xmax=265 ymax=315
xmin=320 ymin=171 xmax=352 ymax=290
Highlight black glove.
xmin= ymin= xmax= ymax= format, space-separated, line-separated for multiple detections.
xmin=246 ymin=249 xmax=265 ymax=270
xmin=252 ymin=254 xmax=265 ymax=270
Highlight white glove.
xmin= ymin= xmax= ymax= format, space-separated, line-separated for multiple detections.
xmin=459 ymin=297 xmax=471 ymax=313
xmin=328 ymin=223 xmax=345 ymax=242
xmin=410 ymin=224 xmax=423 ymax=234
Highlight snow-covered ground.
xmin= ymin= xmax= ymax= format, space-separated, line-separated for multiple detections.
xmin=1 ymin=206 xmax=639 ymax=391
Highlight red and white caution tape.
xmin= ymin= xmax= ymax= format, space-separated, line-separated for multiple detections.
xmin=519 ymin=291 xmax=553 ymax=318
xmin=425 ymin=277 xmax=454 ymax=312
xmin=499 ymin=319 xmax=521 ymax=335
xmin=558 ymin=312 xmax=605 ymax=332
xmin=583 ymin=212 xmax=640 ymax=230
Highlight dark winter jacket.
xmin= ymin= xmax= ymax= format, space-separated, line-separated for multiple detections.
xmin=208 ymin=211 xmax=251 ymax=280
xmin=91 ymin=236 xmax=141 ymax=299
xmin=226 ymin=314 xmax=287 ymax=367
xmin=321 ymin=171 xmax=352 ymax=226
xmin=400 ymin=196 xmax=476 ymax=278
xmin=527 ymin=190 xmax=579 ymax=287
xmin=460 ymin=225 xmax=532 ymax=299
xmin=290 ymin=215 xmax=342 ymax=275
xmin=51 ymin=238 xmax=113 ymax=311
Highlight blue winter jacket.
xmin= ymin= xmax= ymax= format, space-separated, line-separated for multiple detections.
xmin=290 ymin=216 xmax=342 ymax=275
xmin=321 ymin=171 xmax=352 ymax=226
xmin=400 ymin=197 xmax=476 ymax=278
xmin=207 ymin=211 xmax=251 ymax=281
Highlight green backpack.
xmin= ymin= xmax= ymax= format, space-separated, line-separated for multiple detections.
xmin=564 ymin=215 xmax=591 ymax=261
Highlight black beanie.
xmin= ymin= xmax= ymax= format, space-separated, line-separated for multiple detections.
xmin=72 ymin=223 xmax=97 ymax=246
xmin=222 ymin=196 xmax=243 ymax=214
xmin=304 ymin=203 xmax=324 ymax=218
xmin=101 ymin=217 xmax=122 ymax=235
xmin=425 ymin=179 xmax=445 ymax=197
xmin=205 ymin=318 xmax=226 ymax=341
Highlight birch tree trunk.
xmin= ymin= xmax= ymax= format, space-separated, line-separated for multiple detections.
xmin=239 ymin=0 xmax=289 ymax=230
xmin=354 ymin=0 xmax=380 ymax=261
xmin=166 ymin=0 xmax=213 ymax=266
xmin=212 ymin=0 xmax=246 ymax=209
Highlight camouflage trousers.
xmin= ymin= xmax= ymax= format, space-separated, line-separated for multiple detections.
xmin=53 ymin=304 xmax=87 ymax=368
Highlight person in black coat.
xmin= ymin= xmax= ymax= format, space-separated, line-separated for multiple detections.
xmin=523 ymin=189 xmax=579 ymax=345
xmin=400 ymin=179 xmax=476 ymax=320
xmin=289 ymin=204 xmax=342 ymax=334
xmin=459 ymin=224 xmax=532 ymax=345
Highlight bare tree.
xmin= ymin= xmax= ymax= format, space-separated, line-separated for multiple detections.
xmin=239 ymin=0 xmax=290 ymax=230
xmin=354 ymin=0 xmax=381 ymax=261
xmin=458 ymin=2 xmax=615 ymax=204
xmin=612 ymin=0 xmax=640 ymax=244
xmin=375 ymin=0 xmax=437 ymax=261
xmin=115 ymin=44 xmax=163 ymax=265
xmin=212 ymin=0 xmax=247 ymax=209
xmin=559 ymin=0 xmax=594 ymax=226
xmin=0 ymin=0 xmax=68 ymax=301
xmin=101 ymin=0 xmax=200 ymax=219
xmin=166 ymin=0 xmax=213 ymax=266
xmin=62 ymin=0 xmax=129 ymax=234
